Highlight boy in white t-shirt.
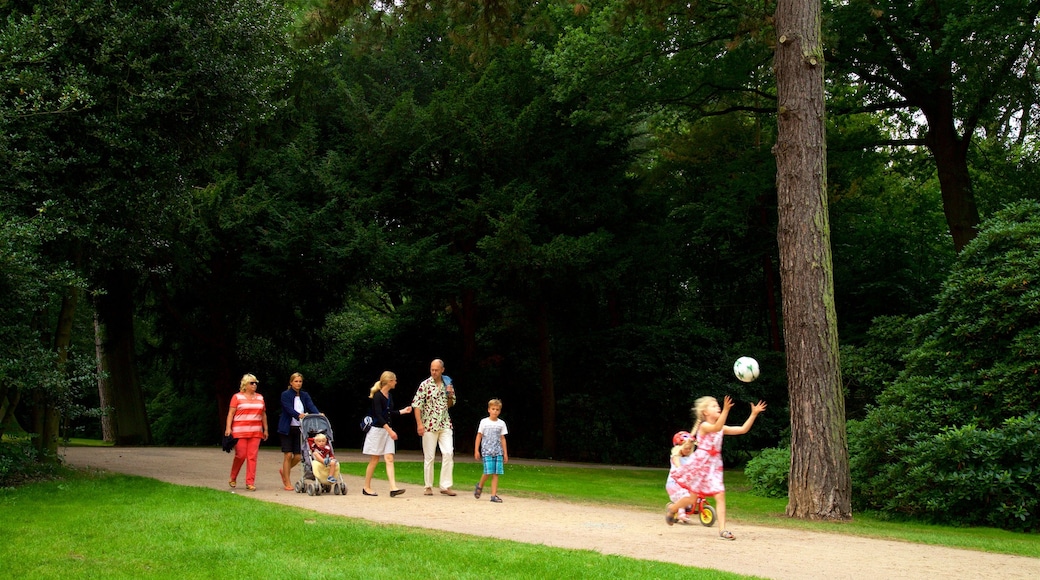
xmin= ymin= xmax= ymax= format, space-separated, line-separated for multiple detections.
xmin=473 ymin=399 xmax=508 ymax=503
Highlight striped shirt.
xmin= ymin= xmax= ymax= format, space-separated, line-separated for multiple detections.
xmin=230 ymin=393 xmax=266 ymax=439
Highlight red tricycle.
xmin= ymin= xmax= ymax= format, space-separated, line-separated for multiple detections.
xmin=688 ymin=495 xmax=716 ymax=526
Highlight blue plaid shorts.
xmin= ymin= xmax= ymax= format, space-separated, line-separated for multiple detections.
xmin=482 ymin=454 xmax=504 ymax=475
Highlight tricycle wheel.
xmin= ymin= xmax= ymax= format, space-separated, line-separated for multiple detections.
xmin=700 ymin=503 xmax=716 ymax=527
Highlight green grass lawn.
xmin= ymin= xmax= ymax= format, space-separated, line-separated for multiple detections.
xmin=0 ymin=470 xmax=748 ymax=579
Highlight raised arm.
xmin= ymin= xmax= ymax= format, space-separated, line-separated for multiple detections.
xmin=700 ymin=395 xmax=735 ymax=434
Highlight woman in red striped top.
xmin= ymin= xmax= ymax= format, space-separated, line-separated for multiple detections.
xmin=225 ymin=374 xmax=269 ymax=491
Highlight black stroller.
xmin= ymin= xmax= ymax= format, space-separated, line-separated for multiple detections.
xmin=295 ymin=414 xmax=347 ymax=496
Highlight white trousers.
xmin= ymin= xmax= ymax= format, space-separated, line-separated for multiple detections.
xmin=421 ymin=428 xmax=454 ymax=489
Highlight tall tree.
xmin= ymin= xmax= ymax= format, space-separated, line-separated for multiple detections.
xmin=827 ymin=0 xmax=1040 ymax=250
xmin=1 ymin=0 xmax=291 ymax=450
xmin=774 ymin=0 xmax=851 ymax=519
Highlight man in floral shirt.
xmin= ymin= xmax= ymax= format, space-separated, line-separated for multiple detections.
xmin=412 ymin=359 xmax=457 ymax=495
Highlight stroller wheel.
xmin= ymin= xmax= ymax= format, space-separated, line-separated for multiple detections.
xmin=306 ymin=482 xmax=316 ymax=496
xmin=338 ymin=483 xmax=347 ymax=495
xmin=294 ymin=481 xmax=302 ymax=493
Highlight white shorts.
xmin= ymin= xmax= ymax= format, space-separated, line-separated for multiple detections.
xmin=362 ymin=427 xmax=396 ymax=456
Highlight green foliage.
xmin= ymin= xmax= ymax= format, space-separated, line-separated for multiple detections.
xmin=0 ymin=209 xmax=91 ymax=439
xmin=852 ymin=414 xmax=1040 ymax=531
xmin=839 ymin=315 xmax=919 ymax=419
xmin=1 ymin=471 xmax=728 ymax=579
xmin=827 ymin=129 xmax=955 ymax=342
xmin=743 ymin=446 xmax=790 ymax=499
xmin=0 ymin=438 xmax=62 ymax=486
xmin=850 ymin=200 xmax=1040 ymax=530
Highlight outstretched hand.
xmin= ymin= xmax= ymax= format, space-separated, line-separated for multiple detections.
xmin=750 ymin=400 xmax=767 ymax=415
xmin=722 ymin=395 xmax=735 ymax=411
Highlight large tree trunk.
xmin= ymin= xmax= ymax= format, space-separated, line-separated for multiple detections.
xmin=95 ymin=269 xmax=151 ymax=445
xmin=95 ymin=308 xmax=115 ymax=442
xmin=922 ymin=94 xmax=979 ymax=252
xmin=774 ymin=0 xmax=852 ymax=520
xmin=36 ymin=286 xmax=81 ymax=456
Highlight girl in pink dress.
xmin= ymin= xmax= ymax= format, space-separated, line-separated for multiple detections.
xmin=669 ymin=395 xmax=767 ymax=540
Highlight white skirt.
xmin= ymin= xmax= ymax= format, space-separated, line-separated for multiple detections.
xmin=362 ymin=426 xmax=396 ymax=456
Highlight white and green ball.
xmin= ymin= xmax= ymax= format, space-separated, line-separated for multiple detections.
xmin=733 ymin=357 xmax=760 ymax=382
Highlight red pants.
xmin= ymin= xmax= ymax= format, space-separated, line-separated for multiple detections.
xmin=230 ymin=437 xmax=262 ymax=486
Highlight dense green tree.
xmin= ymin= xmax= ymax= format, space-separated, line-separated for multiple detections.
xmin=0 ymin=209 xmax=87 ymax=440
xmin=849 ymin=200 xmax=1040 ymax=530
xmin=0 ymin=0 xmax=292 ymax=450
xmin=826 ymin=0 xmax=1040 ymax=250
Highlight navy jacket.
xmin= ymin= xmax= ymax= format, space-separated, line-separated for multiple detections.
xmin=278 ymin=389 xmax=320 ymax=435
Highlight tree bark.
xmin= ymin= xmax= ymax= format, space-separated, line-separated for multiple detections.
xmin=33 ymin=285 xmax=81 ymax=456
xmin=95 ymin=269 xmax=151 ymax=445
xmin=95 ymin=307 xmax=115 ymax=442
xmin=773 ymin=0 xmax=852 ymax=520
xmin=921 ymin=94 xmax=979 ymax=252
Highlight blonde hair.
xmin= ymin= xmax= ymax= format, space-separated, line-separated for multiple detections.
xmin=313 ymin=433 xmax=327 ymax=444
xmin=690 ymin=396 xmax=717 ymax=434
xmin=239 ymin=374 xmax=258 ymax=392
xmin=369 ymin=371 xmax=397 ymax=398
xmin=286 ymin=372 xmax=303 ymax=389
xmin=488 ymin=398 xmax=502 ymax=409
xmin=671 ymin=437 xmax=695 ymax=459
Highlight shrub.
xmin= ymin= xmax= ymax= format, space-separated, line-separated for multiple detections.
xmin=744 ymin=446 xmax=790 ymax=498
xmin=0 ymin=438 xmax=62 ymax=487
xmin=860 ymin=414 xmax=1040 ymax=531
xmin=849 ymin=200 xmax=1040 ymax=530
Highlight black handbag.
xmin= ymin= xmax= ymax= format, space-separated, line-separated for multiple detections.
xmin=221 ymin=434 xmax=238 ymax=453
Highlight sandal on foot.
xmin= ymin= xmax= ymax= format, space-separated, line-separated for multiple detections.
xmin=246 ymin=484 xmax=257 ymax=492
xmin=719 ymin=530 xmax=735 ymax=540
xmin=228 ymin=480 xmax=237 ymax=488
xmin=665 ymin=505 xmax=677 ymax=526
xmin=474 ymin=484 xmax=483 ymax=499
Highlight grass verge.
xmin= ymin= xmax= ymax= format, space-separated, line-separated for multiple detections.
xmin=0 ymin=470 xmax=748 ymax=579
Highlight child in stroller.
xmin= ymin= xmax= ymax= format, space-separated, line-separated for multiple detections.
xmin=297 ymin=415 xmax=347 ymax=495
xmin=309 ymin=433 xmax=341 ymax=484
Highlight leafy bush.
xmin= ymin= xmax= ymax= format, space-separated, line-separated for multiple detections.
xmin=0 ymin=438 xmax=61 ymax=487
xmin=744 ymin=446 xmax=789 ymax=498
xmin=849 ymin=201 xmax=1040 ymax=530
xmin=856 ymin=415 xmax=1040 ymax=531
